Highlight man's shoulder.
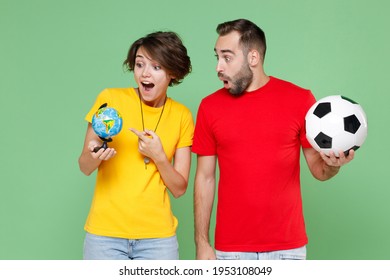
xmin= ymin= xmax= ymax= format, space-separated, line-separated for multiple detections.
xmin=201 ymin=88 xmax=229 ymax=103
xmin=270 ymin=76 xmax=310 ymax=92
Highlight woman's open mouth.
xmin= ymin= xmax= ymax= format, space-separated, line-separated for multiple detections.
xmin=142 ymin=82 xmax=155 ymax=92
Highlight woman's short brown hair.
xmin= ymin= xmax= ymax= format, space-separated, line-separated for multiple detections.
xmin=123 ymin=31 xmax=192 ymax=86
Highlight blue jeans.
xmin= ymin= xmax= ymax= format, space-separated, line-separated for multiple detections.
xmin=216 ymin=246 xmax=306 ymax=260
xmin=83 ymin=232 xmax=179 ymax=260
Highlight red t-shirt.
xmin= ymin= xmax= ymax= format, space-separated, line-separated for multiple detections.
xmin=192 ymin=76 xmax=316 ymax=252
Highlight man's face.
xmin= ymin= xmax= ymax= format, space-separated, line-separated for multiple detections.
xmin=214 ymin=31 xmax=253 ymax=96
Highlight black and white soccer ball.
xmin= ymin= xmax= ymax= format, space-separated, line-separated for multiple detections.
xmin=305 ymin=95 xmax=368 ymax=157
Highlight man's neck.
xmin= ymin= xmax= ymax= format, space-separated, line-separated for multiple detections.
xmin=247 ymin=72 xmax=270 ymax=92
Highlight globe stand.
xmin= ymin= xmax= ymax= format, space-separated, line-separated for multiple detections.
xmin=93 ymin=136 xmax=113 ymax=153
xmin=91 ymin=102 xmax=122 ymax=154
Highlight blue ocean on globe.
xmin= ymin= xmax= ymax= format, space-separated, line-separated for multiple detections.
xmin=92 ymin=107 xmax=123 ymax=139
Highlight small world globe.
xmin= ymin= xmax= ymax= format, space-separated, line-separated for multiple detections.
xmin=92 ymin=107 xmax=123 ymax=139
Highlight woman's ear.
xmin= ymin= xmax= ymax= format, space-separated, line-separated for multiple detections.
xmin=168 ymin=73 xmax=176 ymax=85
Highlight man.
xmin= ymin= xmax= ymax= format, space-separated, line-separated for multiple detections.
xmin=192 ymin=19 xmax=354 ymax=260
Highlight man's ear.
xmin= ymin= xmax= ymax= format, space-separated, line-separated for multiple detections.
xmin=248 ymin=50 xmax=260 ymax=66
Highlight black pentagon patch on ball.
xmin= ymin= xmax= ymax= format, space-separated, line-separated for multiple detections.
xmin=314 ymin=132 xmax=332 ymax=148
xmin=344 ymin=115 xmax=361 ymax=134
xmin=344 ymin=146 xmax=360 ymax=156
xmin=341 ymin=95 xmax=358 ymax=104
xmin=313 ymin=102 xmax=331 ymax=118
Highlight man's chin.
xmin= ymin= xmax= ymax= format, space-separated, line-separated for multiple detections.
xmin=228 ymin=88 xmax=245 ymax=97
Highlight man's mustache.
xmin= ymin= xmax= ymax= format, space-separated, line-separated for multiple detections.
xmin=218 ymin=73 xmax=229 ymax=80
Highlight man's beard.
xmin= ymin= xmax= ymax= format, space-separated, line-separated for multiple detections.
xmin=221 ymin=62 xmax=253 ymax=96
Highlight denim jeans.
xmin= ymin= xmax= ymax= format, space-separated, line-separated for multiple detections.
xmin=216 ymin=246 xmax=306 ymax=260
xmin=83 ymin=232 xmax=179 ymax=260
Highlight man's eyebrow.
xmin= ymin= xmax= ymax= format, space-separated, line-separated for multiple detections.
xmin=214 ymin=48 xmax=235 ymax=55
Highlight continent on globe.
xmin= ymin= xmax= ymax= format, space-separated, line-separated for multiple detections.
xmin=103 ymin=119 xmax=115 ymax=134
xmin=91 ymin=106 xmax=123 ymax=152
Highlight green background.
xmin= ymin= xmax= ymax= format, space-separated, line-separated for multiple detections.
xmin=1 ymin=0 xmax=389 ymax=260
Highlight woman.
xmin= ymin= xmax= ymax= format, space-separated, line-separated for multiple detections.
xmin=78 ymin=31 xmax=193 ymax=260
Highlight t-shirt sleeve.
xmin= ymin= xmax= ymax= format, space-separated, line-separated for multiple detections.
xmin=177 ymin=107 xmax=194 ymax=149
xmin=301 ymin=90 xmax=317 ymax=148
xmin=192 ymin=101 xmax=217 ymax=155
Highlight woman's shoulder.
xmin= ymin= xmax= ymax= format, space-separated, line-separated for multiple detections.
xmin=99 ymin=87 xmax=136 ymax=96
xmin=168 ymin=97 xmax=191 ymax=111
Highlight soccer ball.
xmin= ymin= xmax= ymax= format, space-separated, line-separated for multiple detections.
xmin=305 ymin=95 xmax=368 ymax=157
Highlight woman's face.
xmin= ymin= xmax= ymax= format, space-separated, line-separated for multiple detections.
xmin=133 ymin=47 xmax=173 ymax=107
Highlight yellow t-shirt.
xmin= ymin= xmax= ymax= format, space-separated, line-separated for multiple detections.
xmin=84 ymin=88 xmax=194 ymax=239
